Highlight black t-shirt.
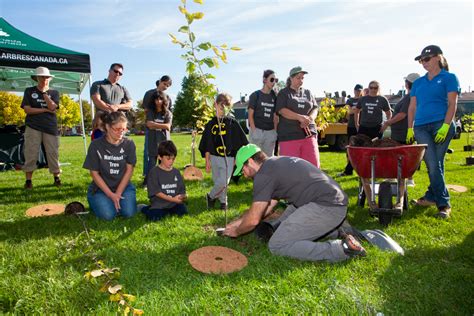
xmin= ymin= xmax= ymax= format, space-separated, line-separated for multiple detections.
xmin=391 ymin=94 xmax=410 ymax=142
xmin=253 ymin=156 xmax=348 ymax=208
xmin=346 ymin=97 xmax=359 ymax=128
xmin=146 ymin=110 xmax=172 ymax=157
xmin=275 ymin=87 xmax=318 ymax=141
xmin=248 ymin=90 xmax=277 ymax=130
xmin=21 ymin=86 xmax=60 ymax=135
xmin=147 ymin=166 xmax=186 ymax=209
xmin=198 ymin=116 xmax=248 ymax=157
xmin=356 ymin=95 xmax=391 ymax=127
xmin=83 ymin=137 xmax=136 ymax=192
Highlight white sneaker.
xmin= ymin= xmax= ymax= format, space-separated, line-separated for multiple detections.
xmin=407 ymin=179 xmax=415 ymax=187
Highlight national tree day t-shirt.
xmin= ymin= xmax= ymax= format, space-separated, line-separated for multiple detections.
xmin=248 ymin=90 xmax=277 ymax=131
xmin=147 ymin=166 xmax=186 ymax=209
xmin=21 ymin=86 xmax=60 ymax=135
xmin=83 ymin=137 xmax=136 ymax=192
xmin=356 ymin=95 xmax=391 ymax=127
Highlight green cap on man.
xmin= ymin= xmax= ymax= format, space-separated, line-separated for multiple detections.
xmin=233 ymin=144 xmax=261 ymax=176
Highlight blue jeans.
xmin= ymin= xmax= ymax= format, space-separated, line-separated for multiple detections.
xmin=141 ymin=204 xmax=188 ymax=221
xmin=414 ymin=120 xmax=455 ymax=209
xmin=87 ymin=183 xmax=137 ymax=220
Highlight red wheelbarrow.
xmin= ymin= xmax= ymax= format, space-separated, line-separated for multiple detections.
xmin=347 ymin=144 xmax=427 ymax=225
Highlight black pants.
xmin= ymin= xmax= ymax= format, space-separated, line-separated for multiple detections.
xmin=343 ymin=126 xmax=358 ymax=175
xmin=358 ymin=125 xmax=383 ymax=140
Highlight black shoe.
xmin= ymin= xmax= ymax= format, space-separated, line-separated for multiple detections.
xmin=220 ymin=202 xmax=228 ymax=210
xmin=54 ymin=177 xmax=62 ymax=187
xmin=342 ymin=235 xmax=367 ymax=258
xmin=206 ymin=193 xmax=216 ymax=209
xmin=24 ymin=180 xmax=32 ymax=190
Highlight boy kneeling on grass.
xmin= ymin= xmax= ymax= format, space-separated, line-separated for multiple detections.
xmin=141 ymin=140 xmax=188 ymax=221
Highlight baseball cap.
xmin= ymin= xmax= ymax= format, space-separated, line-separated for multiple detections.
xmin=289 ymin=66 xmax=308 ymax=77
xmin=414 ymin=45 xmax=443 ymax=61
xmin=233 ymin=144 xmax=261 ymax=176
xmin=404 ymin=73 xmax=420 ymax=83
xmin=354 ymin=84 xmax=363 ymax=90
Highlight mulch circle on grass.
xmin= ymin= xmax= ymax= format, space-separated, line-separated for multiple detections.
xmin=446 ymin=184 xmax=468 ymax=193
xmin=25 ymin=203 xmax=65 ymax=217
xmin=188 ymin=246 xmax=248 ymax=274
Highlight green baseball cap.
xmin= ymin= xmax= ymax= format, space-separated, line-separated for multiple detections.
xmin=289 ymin=66 xmax=308 ymax=77
xmin=233 ymin=144 xmax=262 ymax=176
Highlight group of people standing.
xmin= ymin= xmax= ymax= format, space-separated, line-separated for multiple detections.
xmin=19 ymin=44 xmax=459 ymax=263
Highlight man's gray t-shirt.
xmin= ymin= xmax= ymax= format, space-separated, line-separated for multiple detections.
xmin=253 ymin=156 xmax=348 ymax=207
xmin=83 ymin=137 xmax=136 ymax=192
xmin=90 ymin=79 xmax=132 ymax=113
xmin=390 ymin=94 xmax=410 ymax=143
xmin=275 ymin=87 xmax=318 ymax=141
xmin=21 ymin=86 xmax=60 ymax=135
xmin=346 ymin=97 xmax=359 ymax=128
xmin=248 ymin=90 xmax=276 ymax=130
xmin=356 ymin=95 xmax=391 ymax=127
xmin=146 ymin=110 xmax=172 ymax=157
xmin=147 ymin=166 xmax=186 ymax=209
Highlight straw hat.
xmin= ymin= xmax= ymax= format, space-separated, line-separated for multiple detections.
xmin=31 ymin=66 xmax=54 ymax=81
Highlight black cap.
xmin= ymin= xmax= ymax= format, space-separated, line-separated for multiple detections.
xmin=354 ymin=84 xmax=363 ymax=90
xmin=414 ymin=45 xmax=443 ymax=61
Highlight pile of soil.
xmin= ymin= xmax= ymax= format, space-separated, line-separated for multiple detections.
xmin=349 ymin=135 xmax=402 ymax=148
xmin=64 ymin=201 xmax=86 ymax=215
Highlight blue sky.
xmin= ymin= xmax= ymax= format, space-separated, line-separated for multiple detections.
xmin=1 ymin=0 xmax=472 ymax=104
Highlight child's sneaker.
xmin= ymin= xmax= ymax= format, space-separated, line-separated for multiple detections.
xmin=220 ymin=202 xmax=228 ymax=210
xmin=206 ymin=193 xmax=216 ymax=209
xmin=342 ymin=234 xmax=367 ymax=258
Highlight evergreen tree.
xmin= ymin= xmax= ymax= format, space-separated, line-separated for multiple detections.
xmin=173 ymin=73 xmax=206 ymax=129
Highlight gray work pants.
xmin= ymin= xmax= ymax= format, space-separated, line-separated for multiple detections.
xmin=249 ymin=128 xmax=277 ymax=157
xmin=209 ymin=155 xmax=234 ymax=204
xmin=268 ymin=202 xmax=349 ymax=263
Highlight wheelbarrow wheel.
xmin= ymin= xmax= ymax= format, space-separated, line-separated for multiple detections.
xmin=378 ymin=181 xmax=393 ymax=209
xmin=378 ymin=181 xmax=393 ymax=226
xmin=378 ymin=213 xmax=393 ymax=226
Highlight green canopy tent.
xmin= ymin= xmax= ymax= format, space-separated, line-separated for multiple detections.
xmin=0 ymin=17 xmax=91 ymax=153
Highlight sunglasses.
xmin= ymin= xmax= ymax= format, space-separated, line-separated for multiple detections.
xmin=112 ymin=69 xmax=123 ymax=76
xmin=269 ymin=77 xmax=278 ymax=83
xmin=419 ymin=56 xmax=434 ymax=64
xmin=369 ymin=86 xmax=379 ymax=90
xmin=110 ymin=126 xmax=127 ymax=133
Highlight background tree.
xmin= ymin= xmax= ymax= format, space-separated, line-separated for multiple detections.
xmin=131 ymin=101 xmax=146 ymax=132
xmin=173 ymin=73 xmax=208 ymax=128
xmin=57 ymin=94 xmax=81 ymax=135
xmin=79 ymin=100 xmax=93 ymax=132
xmin=169 ymin=0 xmax=240 ymax=131
xmin=0 ymin=91 xmax=25 ymax=126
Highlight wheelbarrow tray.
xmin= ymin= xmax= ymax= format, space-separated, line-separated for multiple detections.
xmin=347 ymin=144 xmax=427 ymax=179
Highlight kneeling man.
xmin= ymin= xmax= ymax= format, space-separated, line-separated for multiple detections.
xmin=224 ymin=144 xmax=366 ymax=262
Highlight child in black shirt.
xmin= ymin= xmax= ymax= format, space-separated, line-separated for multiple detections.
xmin=142 ymin=140 xmax=187 ymax=221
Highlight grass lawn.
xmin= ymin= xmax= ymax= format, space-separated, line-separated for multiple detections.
xmin=1 ymin=133 xmax=473 ymax=314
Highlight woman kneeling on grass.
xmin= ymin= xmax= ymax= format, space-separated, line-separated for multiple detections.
xmin=83 ymin=111 xmax=137 ymax=220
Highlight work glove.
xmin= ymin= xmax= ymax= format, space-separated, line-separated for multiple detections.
xmin=434 ymin=123 xmax=450 ymax=143
xmin=406 ymin=128 xmax=415 ymax=144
